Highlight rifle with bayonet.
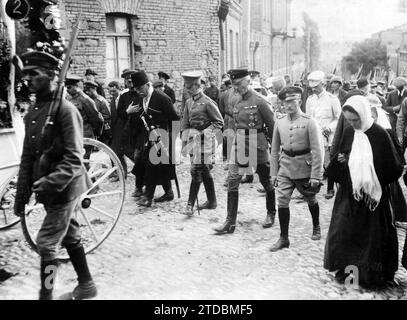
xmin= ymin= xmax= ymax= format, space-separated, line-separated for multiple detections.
xmin=39 ymin=15 xmax=84 ymax=178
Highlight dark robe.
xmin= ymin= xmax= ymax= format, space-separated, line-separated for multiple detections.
xmin=111 ymin=90 xmax=140 ymax=159
xmin=324 ymin=123 xmax=403 ymax=287
xmin=164 ymin=85 xmax=176 ymax=104
xmin=138 ymin=90 xmax=180 ymax=186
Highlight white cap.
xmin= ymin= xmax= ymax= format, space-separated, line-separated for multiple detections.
xmin=308 ymin=70 xmax=325 ymax=88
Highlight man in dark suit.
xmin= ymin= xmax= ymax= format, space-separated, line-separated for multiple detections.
xmin=131 ymin=71 xmax=180 ymax=207
xmin=385 ymin=77 xmax=407 ymax=131
xmin=14 ymin=51 xmax=97 ymax=300
xmin=111 ymin=69 xmax=139 ymax=179
xmin=158 ymin=71 xmax=176 ymax=104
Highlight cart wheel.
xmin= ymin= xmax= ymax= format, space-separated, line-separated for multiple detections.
xmin=21 ymin=138 xmax=125 ymax=261
xmin=0 ymin=171 xmax=21 ymax=231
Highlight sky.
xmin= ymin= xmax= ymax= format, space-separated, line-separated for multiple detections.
xmin=291 ymin=0 xmax=407 ymax=43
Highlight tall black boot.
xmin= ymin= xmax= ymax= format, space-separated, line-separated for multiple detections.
xmin=309 ymin=204 xmax=321 ymax=240
xmin=39 ymin=258 xmax=59 ymax=300
xmin=197 ymin=177 xmax=217 ymax=210
xmin=183 ymin=181 xmax=201 ymax=216
xmin=269 ymin=208 xmax=290 ymax=252
xmin=65 ymin=244 xmax=97 ymax=300
xmin=214 ymin=191 xmax=238 ymax=234
xmin=263 ymin=187 xmax=276 ymax=229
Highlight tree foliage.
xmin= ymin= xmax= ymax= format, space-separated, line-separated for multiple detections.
xmin=342 ymin=39 xmax=388 ymax=76
xmin=302 ymin=12 xmax=321 ymax=71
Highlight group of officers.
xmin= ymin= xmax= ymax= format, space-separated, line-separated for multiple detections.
xmin=15 ymin=46 xmax=407 ymax=299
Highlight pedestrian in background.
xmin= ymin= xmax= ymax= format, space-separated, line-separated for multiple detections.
xmin=306 ymin=71 xmax=341 ymax=200
xmin=84 ymin=80 xmax=112 ymax=146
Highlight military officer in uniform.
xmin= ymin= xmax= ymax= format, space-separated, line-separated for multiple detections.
xmin=269 ymin=86 xmax=324 ymax=252
xmin=214 ymin=68 xmax=276 ymax=234
xmin=65 ymin=75 xmax=104 ymax=140
xmin=84 ymin=80 xmax=112 ymax=145
xmin=181 ymin=71 xmax=224 ymax=215
xmin=14 ymin=51 xmax=97 ymax=300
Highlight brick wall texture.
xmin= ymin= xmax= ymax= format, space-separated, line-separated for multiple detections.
xmin=61 ymin=0 xmax=221 ymax=103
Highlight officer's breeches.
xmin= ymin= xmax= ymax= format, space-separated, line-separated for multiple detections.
xmin=227 ymin=162 xmax=273 ymax=192
xmin=37 ymin=198 xmax=82 ymax=261
xmin=191 ymin=163 xmax=213 ymax=183
xmin=276 ymin=176 xmax=318 ymax=209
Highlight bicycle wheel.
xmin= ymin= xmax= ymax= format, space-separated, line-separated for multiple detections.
xmin=0 ymin=171 xmax=21 ymax=231
xmin=21 ymin=138 xmax=125 ymax=260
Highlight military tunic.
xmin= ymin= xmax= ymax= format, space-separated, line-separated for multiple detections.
xmin=230 ymin=89 xmax=274 ymax=169
xmin=227 ymin=89 xmax=275 ymax=194
xmin=270 ymin=111 xmax=324 ymax=208
xmin=181 ymin=92 xmax=224 ymax=182
xmin=15 ymin=92 xmax=92 ymax=260
xmin=67 ymin=91 xmax=103 ymax=139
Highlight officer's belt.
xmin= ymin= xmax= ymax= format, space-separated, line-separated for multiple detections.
xmin=282 ymin=148 xmax=311 ymax=157
xmin=236 ymin=128 xmax=265 ymax=134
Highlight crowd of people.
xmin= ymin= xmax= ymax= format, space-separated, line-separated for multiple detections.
xmin=12 ymin=48 xmax=407 ymax=299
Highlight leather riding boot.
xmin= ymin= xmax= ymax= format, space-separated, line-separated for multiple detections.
xmin=214 ymin=191 xmax=238 ymax=234
xmin=197 ymin=177 xmax=217 ymax=210
xmin=39 ymin=258 xmax=59 ymax=300
xmin=269 ymin=208 xmax=290 ymax=252
xmin=263 ymin=188 xmax=276 ymax=228
xmin=184 ymin=181 xmax=201 ymax=216
xmin=64 ymin=244 xmax=97 ymax=300
xmin=309 ymin=204 xmax=321 ymax=240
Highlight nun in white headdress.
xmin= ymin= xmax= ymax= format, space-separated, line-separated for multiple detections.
xmin=324 ymin=95 xmax=403 ymax=289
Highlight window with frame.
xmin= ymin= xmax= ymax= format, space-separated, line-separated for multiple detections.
xmin=106 ymin=15 xmax=133 ymax=80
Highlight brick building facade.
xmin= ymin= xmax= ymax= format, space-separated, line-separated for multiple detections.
xmin=55 ymin=0 xmax=220 ymax=103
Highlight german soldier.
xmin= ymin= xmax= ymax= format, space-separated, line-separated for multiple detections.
xmin=269 ymin=86 xmax=324 ymax=252
xmin=180 ymin=71 xmax=224 ymax=215
xmin=14 ymin=51 xmax=97 ymax=300
xmin=84 ymin=80 xmax=112 ymax=145
xmin=214 ymin=68 xmax=276 ymax=234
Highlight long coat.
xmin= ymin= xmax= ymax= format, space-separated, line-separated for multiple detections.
xmin=324 ymin=123 xmax=403 ymax=286
xmin=137 ymin=89 xmax=180 ymax=185
xmin=111 ymin=90 xmax=140 ymax=159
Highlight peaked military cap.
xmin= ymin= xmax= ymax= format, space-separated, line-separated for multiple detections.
xmin=249 ymin=70 xmax=260 ymax=78
xmin=131 ymin=70 xmax=149 ymax=87
xmin=228 ymin=68 xmax=249 ymax=81
xmin=121 ymin=69 xmax=137 ymax=79
xmin=278 ymin=86 xmax=303 ymax=101
xmin=21 ymin=51 xmax=60 ymax=71
xmin=85 ymin=68 xmax=98 ymax=76
xmin=153 ymin=79 xmax=164 ymax=88
xmin=83 ymin=80 xmax=99 ymax=88
xmin=65 ymin=74 xmax=83 ymax=85
xmin=158 ymin=71 xmax=170 ymax=80
xmin=181 ymin=70 xmax=203 ymax=82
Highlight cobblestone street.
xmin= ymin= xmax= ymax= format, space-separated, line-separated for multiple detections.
xmin=1 ymin=156 xmax=407 ymax=300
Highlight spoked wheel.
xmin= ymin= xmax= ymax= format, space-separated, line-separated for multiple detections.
xmin=0 ymin=171 xmax=21 ymax=231
xmin=21 ymin=138 xmax=125 ymax=261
